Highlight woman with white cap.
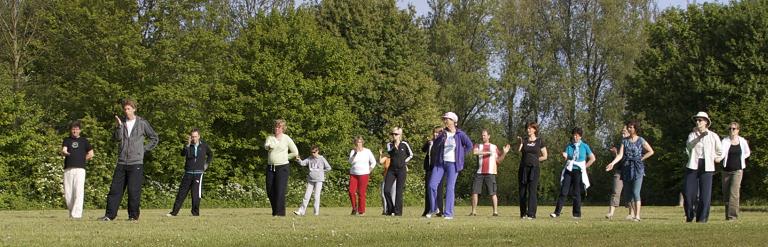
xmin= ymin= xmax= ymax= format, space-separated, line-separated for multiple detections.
xmin=684 ymin=111 xmax=723 ymax=223
xmin=426 ymin=112 xmax=473 ymax=219
xmin=720 ymin=121 xmax=750 ymax=220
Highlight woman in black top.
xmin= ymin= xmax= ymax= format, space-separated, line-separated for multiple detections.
xmin=517 ymin=122 xmax=548 ymax=219
xmin=721 ymin=122 xmax=751 ymax=220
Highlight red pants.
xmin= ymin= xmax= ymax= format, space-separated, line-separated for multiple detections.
xmin=349 ymin=174 xmax=369 ymax=213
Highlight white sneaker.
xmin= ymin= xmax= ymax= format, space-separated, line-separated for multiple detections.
xmin=550 ymin=213 xmax=558 ymax=218
xmin=425 ymin=213 xmax=432 ymax=218
xmin=444 ymin=216 xmax=454 ymax=220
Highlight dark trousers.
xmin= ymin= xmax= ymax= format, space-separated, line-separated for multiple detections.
xmin=422 ymin=170 xmax=445 ymax=216
xmin=384 ymin=168 xmax=407 ymax=216
xmin=170 ymin=173 xmax=203 ymax=216
xmin=683 ymin=165 xmax=713 ymax=222
xmin=553 ymin=170 xmax=583 ymax=217
xmin=104 ymin=164 xmax=144 ymax=220
xmin=266 ymin=164 xmax=290 ymax=216
xmin=519 ymin=165 xmax=540 ymax=218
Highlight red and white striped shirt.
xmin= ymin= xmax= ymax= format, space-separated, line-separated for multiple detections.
xmin=475 ymin=143 xmax=499 ymax=174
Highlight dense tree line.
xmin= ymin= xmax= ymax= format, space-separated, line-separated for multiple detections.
xmin=0 ymin=0 xmax=765 ymax=209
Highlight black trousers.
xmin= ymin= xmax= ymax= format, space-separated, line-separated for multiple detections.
xmin=105 ymin=164 xmax=144 ymax=220
xmin=266 ymin=164 xmax=290 ymax=216
xmin=422 ymin=170 xmax=445 ymax=216
xmin=384 ymin=168 xmax=407 ymax=215
xmin=553 ymin=170 xmax=583 ymax=217
xmin=683 ymin=164 xmax=713 ymax=222
xmin=170 ymin=173 xmax=203 ymax=216
xmin=519 ymin=165 xmax=540 ymax=218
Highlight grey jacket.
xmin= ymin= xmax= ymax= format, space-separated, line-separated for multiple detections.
xmin=299 ymin=155 xmax=332 ymax=182
xmin=113 ymin=116 xmax=159 ymax=165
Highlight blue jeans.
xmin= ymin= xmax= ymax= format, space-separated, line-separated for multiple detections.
xmin=429 ymin=162 xmax=458 ymax=217
xmin=622 ymin=176 xmax=643 ymax=203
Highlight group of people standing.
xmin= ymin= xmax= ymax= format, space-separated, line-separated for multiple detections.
xmin=60 ymin=101 xmax=750 ymax=223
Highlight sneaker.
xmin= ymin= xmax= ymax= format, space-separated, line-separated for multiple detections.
xmin=435 ymin=212 xmax=444 ymax=217
xmin=97 ymin=216 xmax=112 ymax=221
xmin=492 ymin=212 xmax=499 ymax=217
xmin=625 ymin=215 xmax=635 ymax=220
xmin=468 ymin=212 xmax=477 ymax=216
xmin=127 ymin=217 xmax=138 ymax=221
xmin=165 ymin=213 xmax=176 ymax=217
xmin=351 ymin=210 xmax=357 ymax=215
xmin=424 ymin=213 xmax=432 ymax=218
xmin=605 ymin=213 xmax=613 ymax=219
xmin=633 ymin=217 xmax=641 ymax=222
xmin=550 ymin=213 xmax=558 ymax=218
xmin=293 ymin=211 xmax=301 ymax=216
xmin=357 ymin=213 xmax=365 ymax=216
xmin=444 ymin=216 xmax=454 ymax=220
xmin=573 ymin=216 xmax=581 ymax=220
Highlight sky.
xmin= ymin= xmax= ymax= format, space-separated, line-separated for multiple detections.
xmin=394 ymin=0 xmax=724 ymax=17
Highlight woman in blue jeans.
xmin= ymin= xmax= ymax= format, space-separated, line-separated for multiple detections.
xmin=426 ymin=112 xmax=473 ymax=220
xmin=606 ymin=120 xmax=655 ymax=221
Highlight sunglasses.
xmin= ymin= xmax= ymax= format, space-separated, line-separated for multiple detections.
xmin=729 ymin=127 xmax=738 ymax=130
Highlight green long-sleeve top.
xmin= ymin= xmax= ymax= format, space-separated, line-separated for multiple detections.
xmin=264 ymin=134 xmax=299 ymax=165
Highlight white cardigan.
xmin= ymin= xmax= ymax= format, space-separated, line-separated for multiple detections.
xmin=686 ymin=130 xmax=723 ymax=172
xmin=721 ymin=136 xmax=751 ymax=170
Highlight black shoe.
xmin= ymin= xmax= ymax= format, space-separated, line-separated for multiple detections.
xmin=97 ymin=216 xmax=112 ymax=221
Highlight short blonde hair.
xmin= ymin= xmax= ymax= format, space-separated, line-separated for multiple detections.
xmin=274 ymin=119 xmax=287 ymax=130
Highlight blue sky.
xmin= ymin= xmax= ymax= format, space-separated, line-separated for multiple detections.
xmin=395 ymin=0 xmax=723 ymax=17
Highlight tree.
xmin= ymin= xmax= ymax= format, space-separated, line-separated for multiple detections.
xmin=629 ymin=1 xmax=768 ymax=203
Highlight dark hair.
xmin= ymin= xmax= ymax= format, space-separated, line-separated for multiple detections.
xmin=481 ymin=128 xmax=490 ymax=135
xmin=70 ymin=120 xmax=82 ymax=129
xmin=571 ymin=127 xmax=583 ymax=137
xmin=311 ymin=145 xmax=320 ymax=152
xmin=122 ymin=99 xmax=137 ymax=109
xmin=190 ymin=128 xmax=200 ymax=134
xmin=626 ymin=120 xmax=641 ymax=135
xmin=526 ymin=122 xmax=539 ymax=135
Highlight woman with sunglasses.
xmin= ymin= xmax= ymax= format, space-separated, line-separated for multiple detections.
xmin=721 ymin=122 xmax=751 ymax=220
xmin=606 ymin=121 xmax=655 ymax=221
xmin=426 ymin=112 xmax=473 ymax=220
xmin=383 ymin=127 xmax=413 ymax=216
xmin=683 ymin=112 xmax=723 ymax=223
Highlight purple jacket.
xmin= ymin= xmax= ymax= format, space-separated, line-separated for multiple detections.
xmin=430 ymin=128 xmax=473 ymax=172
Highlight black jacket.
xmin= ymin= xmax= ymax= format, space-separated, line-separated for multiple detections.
xmin=181 ymin=141 xmax=213 ymax=171
xmin=387 ymin=141 xmax=413 ymax=170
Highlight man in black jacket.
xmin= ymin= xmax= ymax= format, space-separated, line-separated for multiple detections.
xmin=167 ymin=128 xmax=213 ymax=217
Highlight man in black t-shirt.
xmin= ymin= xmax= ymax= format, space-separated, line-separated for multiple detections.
xmin=61 ymin=120 xmax=94 ymax=219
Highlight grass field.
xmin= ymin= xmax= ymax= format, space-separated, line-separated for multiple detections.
xmin=2 ymin=206 xmax=767 ymax=246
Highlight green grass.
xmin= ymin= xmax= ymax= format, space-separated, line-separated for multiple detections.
xmin=2 ymin=206 xmax=767 ymax=246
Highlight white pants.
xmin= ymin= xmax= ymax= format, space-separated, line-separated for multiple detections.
xmin=380 ymin=181 xmax=396 ymax=214
xmin=63 ymin=168 xmax=85 ymax=218
xmin=298 ymin=182 xmax=323 ymax=215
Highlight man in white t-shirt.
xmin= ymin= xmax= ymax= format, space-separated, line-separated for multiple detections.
xmin=469 ymin=129 xmax=510 ymax=216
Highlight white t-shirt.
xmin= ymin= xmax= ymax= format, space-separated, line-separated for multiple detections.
xmin=125 ymin=118 xmax=136 ymax=137
xmin=348 ymin=148 xmax=377 ymax=175
xmin=443 ymin=132 xmax=457 ymax=162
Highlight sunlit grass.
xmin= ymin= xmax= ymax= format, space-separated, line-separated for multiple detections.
xmin=2 ymin=206 xmax=766 ymax=246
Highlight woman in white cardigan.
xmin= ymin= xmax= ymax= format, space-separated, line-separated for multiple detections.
xmin=684 ymin=112 xmax=723 ymax=223
xmin=721 ymin=122 xmax=751 ymax=220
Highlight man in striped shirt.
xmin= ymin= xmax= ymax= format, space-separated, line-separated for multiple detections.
xmin=469 ymin=129 xmax=510 ymax=216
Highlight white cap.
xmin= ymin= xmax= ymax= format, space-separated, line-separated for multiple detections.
xmin=442 ymin=112 xmax=458 ymax=123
